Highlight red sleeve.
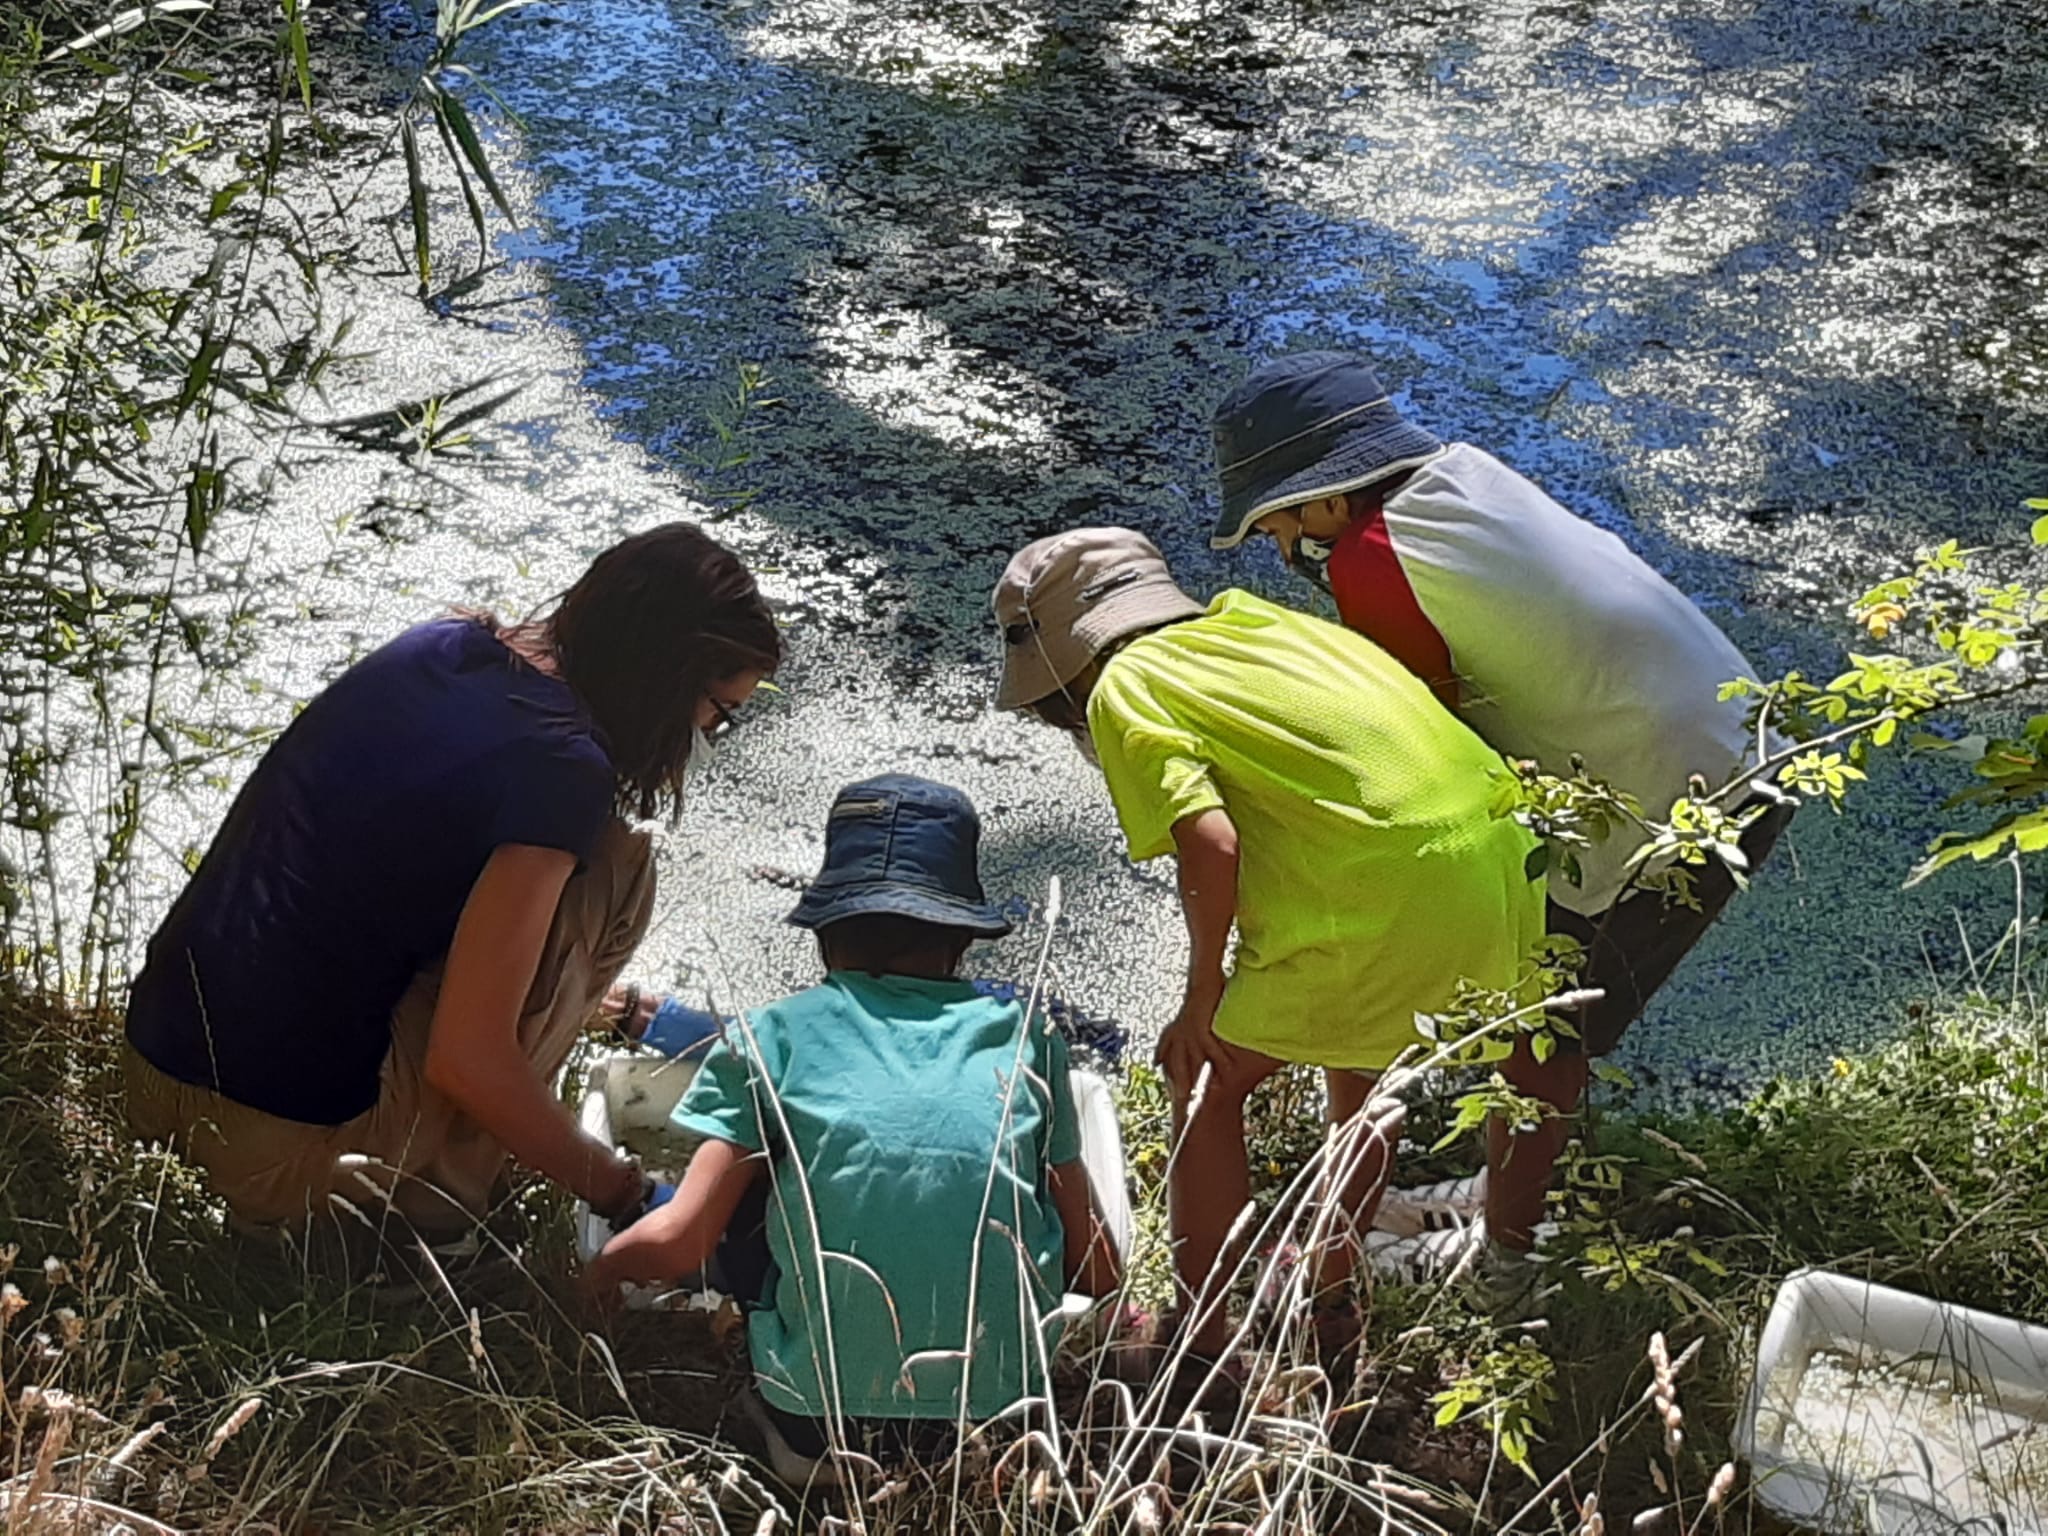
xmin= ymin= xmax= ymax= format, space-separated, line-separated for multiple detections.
xmin=1326 ymin=507 xmax=1460 ymax=709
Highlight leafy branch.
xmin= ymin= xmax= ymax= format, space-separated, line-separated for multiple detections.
xmin=1501 ymin=519 xmax=2048 ymax=909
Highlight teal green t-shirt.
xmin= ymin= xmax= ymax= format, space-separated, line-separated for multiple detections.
xmin=671 ymin=971 xmax=1082 ymax=1421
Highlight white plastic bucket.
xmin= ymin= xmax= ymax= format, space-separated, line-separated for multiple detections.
xmin=1069 ymin=1066 xmax=1134 ymax=1262
xmin=572 ymin=1050 xmax=718 ymax=1310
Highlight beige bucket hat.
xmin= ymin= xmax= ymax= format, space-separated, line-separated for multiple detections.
xmin=991 ymin=527 xmax=1206 ymax=709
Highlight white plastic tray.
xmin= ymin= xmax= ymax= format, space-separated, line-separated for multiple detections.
xmin=1734 ymin=1267 xmax=2048 ymax=1535
xmin=573 ymin=1050 xmax=1133 ymax=1309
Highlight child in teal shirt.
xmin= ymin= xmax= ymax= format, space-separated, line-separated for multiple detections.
xmin=586 ymin=775 xmax=1121 ymax=1464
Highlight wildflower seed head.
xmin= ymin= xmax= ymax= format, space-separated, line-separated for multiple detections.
xmin=201 ymin=1397 xmax=263 ymax=1462
xmin=1706 ymin=1462 xmax=1736 ymax=1506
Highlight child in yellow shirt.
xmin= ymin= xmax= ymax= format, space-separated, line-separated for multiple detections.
xmin=991 ymin=527 xmax=1542 ymax=1353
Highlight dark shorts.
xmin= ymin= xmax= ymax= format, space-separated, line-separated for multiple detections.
xmin=715 ymin=1179 xmax=959 ymax=1462
xmin=1546 ymin=798 xmax=1796 ymax=1057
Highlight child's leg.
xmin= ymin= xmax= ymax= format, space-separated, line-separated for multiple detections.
xmin=1489 ymin=803 xmax=1794 ymax=1254
xmin=763 ymin=1403 xmax=831 ymax=1460
xmin=1168 ymin=1044 xmax=1279 ymax=1353
xmin=1488 ymin=1037 xmax=1585 ymax=1252
xmin=1312 ymin=1069 xmax=1400 ymax=1295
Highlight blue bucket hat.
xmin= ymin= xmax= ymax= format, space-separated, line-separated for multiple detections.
xmin=1209 ymin=351 xmax=1444 ymax=549
xmin=787 ymin=774 xmax=1012 ymax=938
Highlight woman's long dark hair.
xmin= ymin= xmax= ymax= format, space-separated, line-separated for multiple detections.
xmin=508 ymin=523 xmax=781 ymax=820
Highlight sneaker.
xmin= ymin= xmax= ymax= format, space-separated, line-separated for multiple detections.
xmin=1462 ymin=1241 xmax=1554 ymax=1323
xmin=1363 ymin=1221 xmax=1487 ymax=1285
xmin=1373 ymin=1171 xmax=1487 ymax=1237
xmin=738 ymin=1390 xmax=842 ymax=1489
xmin=365 ymin=1228 xmax=527 ymax=1307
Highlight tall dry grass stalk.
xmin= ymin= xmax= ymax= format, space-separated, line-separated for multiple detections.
xmin=0 ymin=935 xmax=1756 ymax=1535
xmin=648 ymin=890 xmax=1719 ymax=1536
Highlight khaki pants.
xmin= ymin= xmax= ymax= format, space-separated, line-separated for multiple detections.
xmin=126 ymin=821 xmax=655 ymax=1235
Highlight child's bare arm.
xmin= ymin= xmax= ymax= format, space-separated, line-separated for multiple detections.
xmin=1050 ymin=1160 xmax=1122 ymax=1296
xmin=1158 ymin=808 xmax=1241 ymax=1093
xmin=585 ymin=1137 xmax=760 ymax=1293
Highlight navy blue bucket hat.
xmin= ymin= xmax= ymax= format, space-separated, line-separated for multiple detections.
xmin=1210 ymin=351 xmax=1444 ymax=549
xmin=787 ymin=774 xmax=1012 ymax=938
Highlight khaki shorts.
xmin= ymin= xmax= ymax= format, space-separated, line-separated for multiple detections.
xmin=126 ymin=821 xmax=654 ymax=1234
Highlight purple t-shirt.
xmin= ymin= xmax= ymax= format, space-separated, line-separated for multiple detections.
xmin=126 ymin=618 xmax=615 ymax=1125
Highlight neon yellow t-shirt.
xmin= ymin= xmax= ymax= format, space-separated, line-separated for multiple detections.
xmin=1087 ymin=589 xmax=1545 ymax=1071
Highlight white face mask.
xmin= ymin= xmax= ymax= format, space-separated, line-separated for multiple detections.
xmin=685 ymin=723 xmax=716 ymax=782
xmin=1295 ymin=534 xmax=1336 ymax=568
xmin=1288 ymin=534 xmax=1336 ymax=595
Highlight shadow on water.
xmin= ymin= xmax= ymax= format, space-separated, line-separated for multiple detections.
xmin=487 ymin=0 xmax=2048 ymax=643
xmin=471 ymin=0 xmax=2048 ymax=1097
xmin=487 ymin=0 xmax=1303 ymax=675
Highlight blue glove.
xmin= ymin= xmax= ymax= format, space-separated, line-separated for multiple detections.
xmin=643 ymin=1180 xmax=678 ymax=1213
xmin=641 ymin=997 xmax=722 ymax=1060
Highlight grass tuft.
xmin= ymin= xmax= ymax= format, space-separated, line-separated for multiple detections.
xmin=9 ymin=981 xmax=2048 ymax=1531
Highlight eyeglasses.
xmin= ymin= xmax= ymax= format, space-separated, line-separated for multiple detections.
xmin=705 ymin=695 xmax=741 ymax=740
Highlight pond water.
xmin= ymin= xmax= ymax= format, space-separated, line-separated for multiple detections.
xmin=1762 ymin=1346 xmax=2048 ymax=1530
xmin=68 ymin=0 xmax=2048 ymax=1105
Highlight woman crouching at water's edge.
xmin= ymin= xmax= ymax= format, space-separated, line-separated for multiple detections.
xmin=122 ymin=523 xmax=780 ymax=1248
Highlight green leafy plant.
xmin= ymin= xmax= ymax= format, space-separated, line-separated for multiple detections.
xmin=2 ymin=0 xmax=545 ymax=996
xmin=2 ymin=1 xmax=340 ymax=990
xmin=395 ymin=0 xmax=547 ymax=295
xmin=1498 ymin=519 xmax=2048 ymax=913
xmin=1431 ymin=1334 xmax=1556 ymax=1477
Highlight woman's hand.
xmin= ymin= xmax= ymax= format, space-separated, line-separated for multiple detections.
xmin=599 ymin=982 xmax=660 ymax=1041
xmin=584 ymin=1139 xmax=759 ymax=1294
